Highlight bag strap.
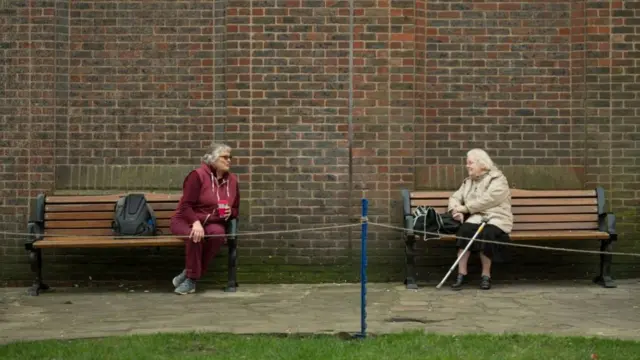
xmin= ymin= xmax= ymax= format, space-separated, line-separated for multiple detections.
xmin=146 ymin=201 xmax=156 ymax=222
xmin=436 ymin=212 xmax=445 ymax=235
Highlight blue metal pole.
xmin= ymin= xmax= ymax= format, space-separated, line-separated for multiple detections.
xmin=360 ymin=198 xmax=368 ymax=338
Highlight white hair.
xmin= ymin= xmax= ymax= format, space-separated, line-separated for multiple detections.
xmin=202 ymin=142 xmax=232 ymax=164
xmin=467 ymin=148 xmax=497 ymax=172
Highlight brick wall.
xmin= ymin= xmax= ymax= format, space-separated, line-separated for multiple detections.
xmin=1 ymin=0 xmax=639 ymax=287
xmin=0 ymin=1 xmax=30 ymax=276
xmin=608 ymin=0 xmax=640 ymax=270
xmin=1 ymin=0 xmax=59 ymax=282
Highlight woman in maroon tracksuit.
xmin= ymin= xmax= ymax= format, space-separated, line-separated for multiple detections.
xmin=170 ymin=143 xmax=240 ymax=295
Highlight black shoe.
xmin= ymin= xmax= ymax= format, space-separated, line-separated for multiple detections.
xmin=480 ymin=275 xmax=491 ymax=290
xmin=450 ymin=274 xmax=467 ymax=291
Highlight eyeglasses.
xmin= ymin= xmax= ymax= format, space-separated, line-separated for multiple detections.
xmin=219 ymin=155 xmax=232 ymax=161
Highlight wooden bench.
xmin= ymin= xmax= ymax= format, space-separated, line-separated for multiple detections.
xmin=24 ymin=193 xmax=238 ymax=296
xmin=401 ymin=187 xmax=617 ymax=289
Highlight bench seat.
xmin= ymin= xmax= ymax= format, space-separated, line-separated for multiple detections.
xmin=25 ymin=192 xmax=238 ymax=296
xmin=401 ymin=187 xmax=617 ymax=289
xmin=32 ymin=237 xmax=184 ymax=248
xmin=434 ymin=230 xmax=610 ymax=242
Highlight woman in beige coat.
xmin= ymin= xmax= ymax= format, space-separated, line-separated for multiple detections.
xmin=448 ymin=149 xmax=513 ymax=290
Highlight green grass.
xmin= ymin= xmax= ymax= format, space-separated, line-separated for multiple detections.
xmin=2 ymin=330 xmax=638 ymax=360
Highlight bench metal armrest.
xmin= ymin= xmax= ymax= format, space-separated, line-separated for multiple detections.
xmin=225 ymin=218 xmax=239 ymax=291
xmin=25 ymin=193 xmax=46 ymax=251
xmin=598 ymin=212 xmax=617 ymax=241
xmin=226 ymin=218 xmax=238 ymax=241
xmin=404 ymin=215 xmax=414 ymax=237
xmin=25 ymin=221 xmax=44 ymax=251
xmin=401 ymin=189 xmax=415 ymax=239
xmin=401 ymin=189 xmax=411 ymax=216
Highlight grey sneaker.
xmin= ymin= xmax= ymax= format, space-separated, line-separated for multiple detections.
xmin=172 ymin=269 xmax=187 ymax=288
xmin=174 ymin=278 xmax=196 ymax=295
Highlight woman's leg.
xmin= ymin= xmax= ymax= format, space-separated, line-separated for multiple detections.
xmin=457 ymin=249 xmax=471 ymax=275
xmin=455 ymin=223 xmax=481 ymax=275
xmin=174 ymin=222 xmax=225 ymax=294
xmin=480 ymin=253 xmax=491 ymax=278
xmin=170 ymin=218 xmax=199 ymax=293
xmin=477 ymin=224 xmax=508 ymax=290
xmin=184 ymin=238 xmax=206 ymax=280
xmin=477 ymin=224 xmax=508 ymax=277
xmin=200 ymin=223 xmax=226 ymax=278
xmin=169 ymin=218 xmax=204 ymax=281
xmin=451 ymin=222 xmax=480 ymax=290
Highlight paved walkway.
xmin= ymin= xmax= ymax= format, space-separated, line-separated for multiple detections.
xmin=1 ymin=280 xmax=639 ymax=344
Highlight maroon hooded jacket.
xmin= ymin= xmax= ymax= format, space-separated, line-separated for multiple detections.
xmin=172 ymin=163 xmax=240 ymax=226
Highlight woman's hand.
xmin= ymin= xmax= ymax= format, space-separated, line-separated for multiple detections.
xmin=223 ymin=207 xmax=232 ymax=220
xmin=452 ymin=212 xmax=464 ymax=223
xmin=190 ymin=221 xmax=205 ymax=243
xmin=454 ymin=205 xmax=468 ymax=214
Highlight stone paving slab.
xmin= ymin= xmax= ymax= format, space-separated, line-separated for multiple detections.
xmin=1 ymin=280 xmax=639 ymax=345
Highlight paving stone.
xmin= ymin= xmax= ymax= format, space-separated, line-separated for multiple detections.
xmin=1 ymin=280 xmax=640 ymax=344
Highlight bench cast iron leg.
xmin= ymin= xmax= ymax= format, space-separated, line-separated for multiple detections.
xmin=27 ymin=249 xmax=49 ymax=296
xmin=404 ymin=234 xmax=418 ymax=290
xmin=225 ymin=237 xmax=238 ymax=292
xmin=594 ymin=239 xmax=616 ymax=288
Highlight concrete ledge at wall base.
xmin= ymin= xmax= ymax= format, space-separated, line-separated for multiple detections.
xmin=1 ymin=262 xmax=407 ymax=288
xmin=54 ymin=165 xmax=200 ymax=191
xmin=414 ymin=165 xmax=586 ymax=190
xmin=6 ymin=260 xmax=640 ymax=289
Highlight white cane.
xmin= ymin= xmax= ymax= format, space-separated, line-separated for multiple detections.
xmin=436 ymin=219 xmax=488 ymax=289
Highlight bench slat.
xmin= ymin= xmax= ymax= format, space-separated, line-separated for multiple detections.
xmin=44 ymin=227 xmax=172 ymax=236
xmin=513 ymin=214 xmax=598 ymax=223
xmin=411 ymin=222 xmax=600 ymax=232
xmin=410 ymin=189 xmax=595 ymax=199
xmin=412 ymin=206 xmax=599 ymax=215
xmin=45 ymin=202 xmax=179 ymax=212
xmin=408 ymin=212 xmax=597 ymax=223
xmin=34 ymin=237 xmax=183 ymax=248
xmin=45 ymin=193 xmax=182 ymax=204
xmin=45 ymin=210 xmax=176 ymax=221
xmin=45 ymin=219 xmax=172 ymax=229
xmin=411 ymin=198 xmax=597 ymax=207
xmin=428 ymin=230 xmax=610 ymax=241
xmin=512 ymin=222 xmax=598 ymax=231
xmin=45 ymin=204 xmax=115 ymax=212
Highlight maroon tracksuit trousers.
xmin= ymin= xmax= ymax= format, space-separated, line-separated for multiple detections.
xmin=170 ymin=219 xmax=226 ymax=280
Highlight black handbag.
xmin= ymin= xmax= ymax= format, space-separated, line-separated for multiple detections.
xmin=412 ymin=206 xmax=461 ymax=236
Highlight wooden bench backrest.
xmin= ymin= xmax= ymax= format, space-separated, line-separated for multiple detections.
xmin=406 ymin=189 xmax=603 ymax=232
xmin=42 ymin=193 xmax=181 ymax=238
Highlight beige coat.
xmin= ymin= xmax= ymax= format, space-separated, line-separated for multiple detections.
xmin=448 ymin=169 xmax=514 ymax=234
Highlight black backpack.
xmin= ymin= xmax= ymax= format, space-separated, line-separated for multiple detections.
xmin=412 ymin=206 xmax=461 ymax=237
xmin=111 ymin=193 xmax=157 ymax=237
